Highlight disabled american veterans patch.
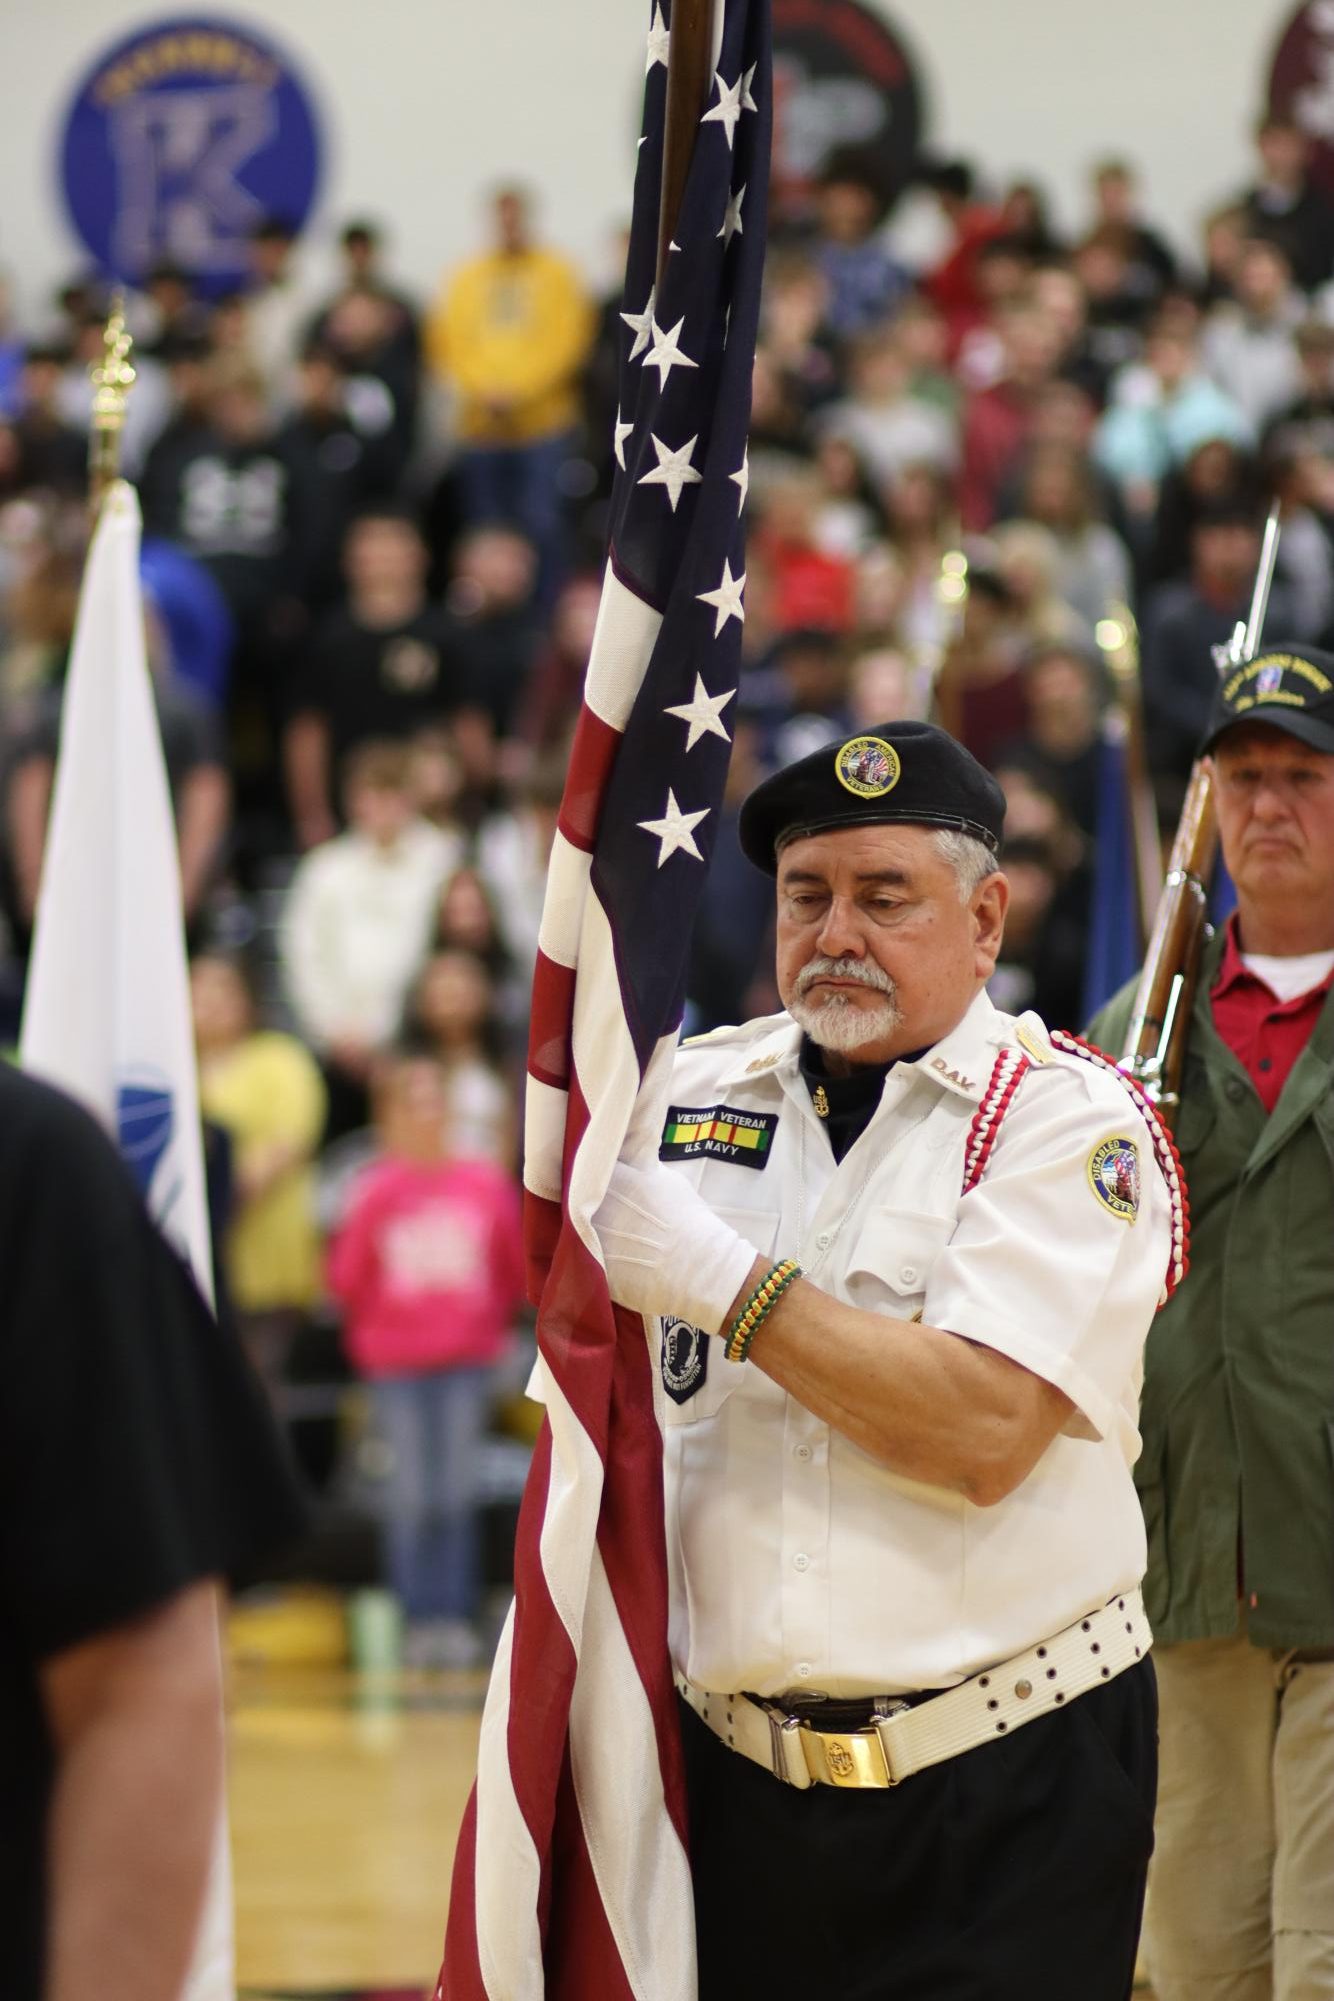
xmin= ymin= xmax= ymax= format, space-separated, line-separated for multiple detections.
xmin=834 ymin=733 xmax=901 ymax=798
xmin=661 ymin=1316 xmax=709 ymax=1404
xmin=659 ymin=1103 xmax=777 ymax=1169
xmin=1087 ymin=1133 xmax=1140 ymax=1223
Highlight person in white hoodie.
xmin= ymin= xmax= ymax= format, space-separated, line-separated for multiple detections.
xmin=281 ymin=738 xmax=463 ymax=1137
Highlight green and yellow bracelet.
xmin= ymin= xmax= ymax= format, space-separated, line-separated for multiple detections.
xmin=723 ymin=1258 xmax=802 ymax=1363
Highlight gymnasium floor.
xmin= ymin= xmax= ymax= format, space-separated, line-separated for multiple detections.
xmin=229 ymin=1641 xmax=1159 ymax=2000
xmin=231 ymin=1658 xmax=486 ymax=2000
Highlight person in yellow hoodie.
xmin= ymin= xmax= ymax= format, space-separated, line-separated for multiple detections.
xmin=428 ymin=185 xmax=593 ymax=600
xmin=191 ymin=950 xmax=327 ymax=1398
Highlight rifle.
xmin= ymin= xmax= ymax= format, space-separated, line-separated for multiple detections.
xmin=1118 ymin=503 xmax=1281 ymax=1122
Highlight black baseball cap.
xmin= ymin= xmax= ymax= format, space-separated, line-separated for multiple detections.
xmin=1201 ymin=642 xmax=1334 ymax=756
xmin=738 ymin=720 xmax=1006 ymax=875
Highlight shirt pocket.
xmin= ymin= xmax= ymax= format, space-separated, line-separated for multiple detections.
xmin=1172 ymin=1062 xmax=1217 ymax=1156
xmin=841 ymin=1209 xmax=953 ymax=1321
xmin=659 ymin=1206 xmax=780 ymax=1426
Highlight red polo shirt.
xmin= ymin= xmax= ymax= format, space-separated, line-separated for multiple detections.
xmin=1209 ymin=918 xmax=1334 ymax=1114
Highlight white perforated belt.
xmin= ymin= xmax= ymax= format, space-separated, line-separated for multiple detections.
xmin=677 ymin=1589 xmax=1152 ymax=1789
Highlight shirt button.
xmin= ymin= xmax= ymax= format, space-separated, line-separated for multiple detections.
xmin=795 ymin=1662 xmax=812 ymax=1678
xmin=1225 ymin=1078 xmax=1247 ymax=1103
xmin=794 ymin=1443 xmax=812 ymax=1462
xmin=793 ymin=1553 xmax=810 ymax=1572
xmin=899 ymin=1265 xmax=920 ymax=1287
xmin=816 ymin=1231 xmax=832 ymax=1250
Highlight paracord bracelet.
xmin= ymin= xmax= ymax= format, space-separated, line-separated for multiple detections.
xmin=723 ymin=1258 xmax=802 ymax=1363
xmin=724 ymin=1261 xmax=793 ymax=1360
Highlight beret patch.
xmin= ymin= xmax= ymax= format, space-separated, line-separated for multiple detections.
xmin=834 ymin=735 xmax=901 ymax=799
xmin=739 ymin=718 xmax=1006 ymax=875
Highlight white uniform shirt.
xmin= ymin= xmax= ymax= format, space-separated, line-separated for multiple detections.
xmin=655 ymin=990 xmax=1172 ymax=1699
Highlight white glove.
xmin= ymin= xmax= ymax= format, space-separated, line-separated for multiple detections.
xmin=593 ymin=1160 xmax=761 ymax=1334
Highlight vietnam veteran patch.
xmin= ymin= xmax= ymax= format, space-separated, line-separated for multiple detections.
xmin=659 ymin=1103 xmax=778 ymax=1168
xmin=1087 ymin=1133 xmax=1140 ymax=1222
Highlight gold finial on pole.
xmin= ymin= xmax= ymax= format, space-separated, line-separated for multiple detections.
xmin=88 ymin=300 xmax=136 ymax=515
xmin=912 ymin=547 xmax=969 ymax=720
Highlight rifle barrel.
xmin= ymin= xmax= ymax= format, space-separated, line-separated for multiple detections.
xmin=1241 ymin=502 xmax=1281 ymax=664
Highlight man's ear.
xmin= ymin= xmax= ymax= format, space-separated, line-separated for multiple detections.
xmin=973 ymin=871 xmax=1010 ymax=977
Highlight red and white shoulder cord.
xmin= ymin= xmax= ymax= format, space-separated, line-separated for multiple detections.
xmin=960 ymin=1034 xmax=1190 ymax=1305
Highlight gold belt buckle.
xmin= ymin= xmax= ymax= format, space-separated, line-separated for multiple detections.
xmin=799 ymin=1722 xmax=892 ymax=1788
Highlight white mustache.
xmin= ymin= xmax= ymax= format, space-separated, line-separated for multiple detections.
xmin=793 ymin=955 xmax=897 ymax=999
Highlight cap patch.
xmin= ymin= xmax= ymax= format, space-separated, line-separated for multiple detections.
xmin=1220 ymin=650 xmax=1333 ymax=715
xmin=1087 ymin=1133 xmax=1141 ymax=1223
xmin=834 ymin=735 xmax=901 ymax=799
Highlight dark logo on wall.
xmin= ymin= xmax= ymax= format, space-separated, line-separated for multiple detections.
xmin=662 ymin=1316 xmax=709 ymax=1404
xmin=1269 ymin=2 xmax=1334 ymax=197
xmin=59 ymin=17 xmax=323 ymax=293
xmin=771 ymin=0 xmax=925 ymax=221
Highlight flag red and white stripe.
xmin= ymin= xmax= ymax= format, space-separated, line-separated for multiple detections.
xmin=439 ymin=2 xmax=772 ymax=1993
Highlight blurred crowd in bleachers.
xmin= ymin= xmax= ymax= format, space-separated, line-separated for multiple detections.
xmin=5 ymin=111 xmax=1334 ymax=1651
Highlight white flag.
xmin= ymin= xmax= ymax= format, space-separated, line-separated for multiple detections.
xmin=19 ymin=478 xmax=233 ymax=2001
xmin=20 ymin=479 xmax=213 ymax=1295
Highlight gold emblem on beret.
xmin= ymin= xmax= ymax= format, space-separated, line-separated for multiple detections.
xmin=834 ymin=735 xmax=901 ymax=799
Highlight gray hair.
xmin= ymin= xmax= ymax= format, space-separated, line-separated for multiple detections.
xmin=934 ymin=828 xmax=999 ymax=901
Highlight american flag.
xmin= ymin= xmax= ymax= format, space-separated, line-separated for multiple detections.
xmin=438 ymin=2 xmax=771 ymax=1996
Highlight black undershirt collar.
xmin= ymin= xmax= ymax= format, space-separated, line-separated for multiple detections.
xmin=798 ymin=1036 xmax=931 ymax=1163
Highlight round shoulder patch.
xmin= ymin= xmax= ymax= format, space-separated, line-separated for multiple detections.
xmin=834 ymin=734 xmax=901 ymax=799
xmin=1087 ymin=1133 xmax=1140 ymax=1223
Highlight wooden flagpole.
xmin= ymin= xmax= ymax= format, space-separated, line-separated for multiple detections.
xmin=657 ymin=0 xmax=718 ymax=287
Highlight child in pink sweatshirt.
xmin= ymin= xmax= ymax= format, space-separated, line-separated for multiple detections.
xmin=328 ymin=1045 xmax=524 ymax=1664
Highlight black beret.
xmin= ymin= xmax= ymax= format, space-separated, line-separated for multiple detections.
xmin=1201 ymin=642 xmax=1334 ymax=756
xmin=738 ymin=720 xmax=1006 ymax=875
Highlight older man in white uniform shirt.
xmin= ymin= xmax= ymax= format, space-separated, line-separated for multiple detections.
xmin=595 ymin=720 xmax=1185 ymax=2001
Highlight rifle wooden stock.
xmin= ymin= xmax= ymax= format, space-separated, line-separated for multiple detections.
xmin=1119 ymin=763 xmax=1218 ymax=1124
xmin=657 ymin=0 xmax=716 ymax=287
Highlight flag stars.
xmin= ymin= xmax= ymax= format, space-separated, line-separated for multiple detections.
xmin=645 ymin=2 xmax=670 ymax=71
xmin=620 ymin=285 xmax=656 ymax=360
xmin=665 ymin=674 xmax=736 ymax=750
xmin=718 ymin=183 xmax=746 ymax=247
xmin=702 ymin=65 xmax=758 ymax=149
xmin=638 ymin=432 xmax=703 ymax=510
xmin=730 ymin=445 xmax=749 ymax=514
xmin=697 ymin=557 xmax=746 ymax=635
xmin=612 ymin=408 xmax=634 ymax=470
xmin=643 ymin=313 xmax=699 ymax=387
xmin=638 ymin=789 xmax=710 ymax=867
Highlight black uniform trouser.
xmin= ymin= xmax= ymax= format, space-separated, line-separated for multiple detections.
xmin=681 ymin=1655 xmax=1156 ymax=2001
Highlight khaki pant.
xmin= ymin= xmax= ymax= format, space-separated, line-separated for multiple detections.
xmin=1144 ymin=1631 xmax=1334 ymax=2001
